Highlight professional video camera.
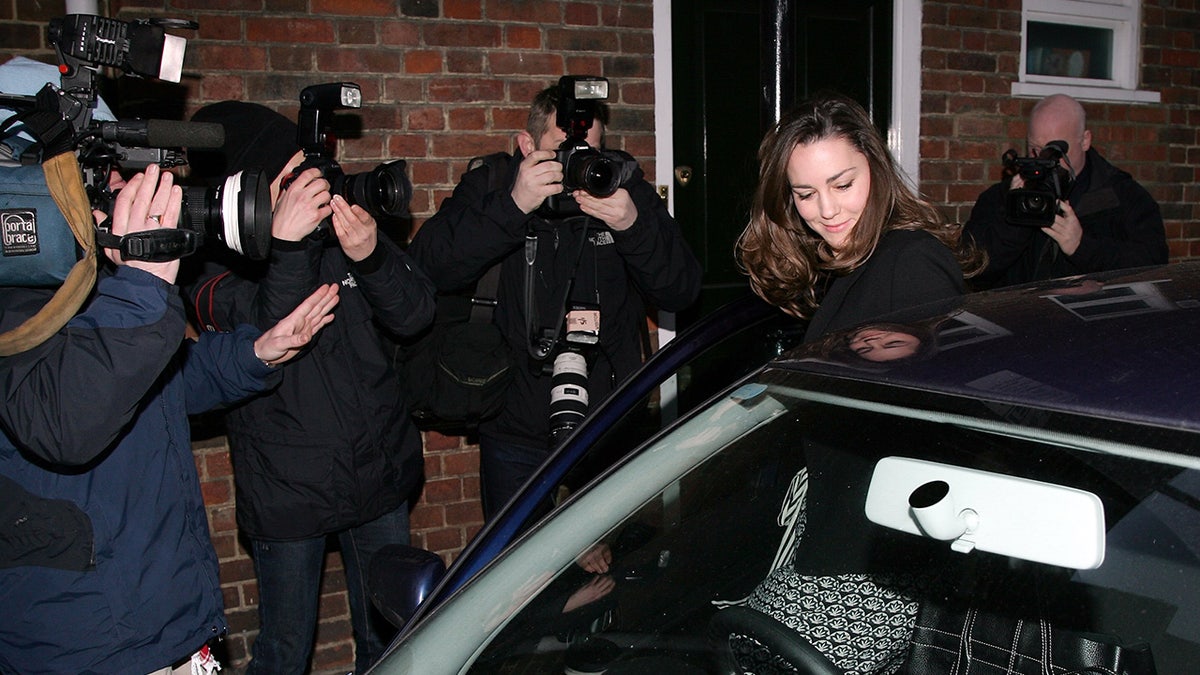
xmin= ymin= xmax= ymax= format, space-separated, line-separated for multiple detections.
xmin=543 ymin=75 xmax=637 ymax=216
xmin=283 ymin=82 xmax=412 ymax=234
xmin=0 ymin=14 xmax=273 ymax=264
xmin=1002 ymin=140 xmax=1075 ymax=227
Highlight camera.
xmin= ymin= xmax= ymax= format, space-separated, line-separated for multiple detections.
xmin=1002 ymin=140 xmax=1075 ymax=227
xmin=547 ymin=304 xmax=601 ymax=446
xmin=283 ymin=82 xmax=412 ymax=232
xmin=542 ymin=76 xmax=637 ymax=217
xmin=0 ymin=14 xmax=273 ymax=265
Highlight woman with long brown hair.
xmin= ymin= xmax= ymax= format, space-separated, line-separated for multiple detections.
xmin=737 ymin=94 xmax=982 ymax=340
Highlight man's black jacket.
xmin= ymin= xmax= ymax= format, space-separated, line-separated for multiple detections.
xmin=964 ymin=148 xmax=1167 ymax=289
xmin=408 ymin=152 xmax=702 ymax=451
xmin=187 ymin=235 xmax=436 ymax=540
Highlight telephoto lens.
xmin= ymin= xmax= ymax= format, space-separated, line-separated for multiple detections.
xmin=336 ymin=159 xmax=412 ymax=220
xmin=180 ymin=168 xmax=273 ymax=260
xmin=549 ymin=349 xmax=590 ymax=446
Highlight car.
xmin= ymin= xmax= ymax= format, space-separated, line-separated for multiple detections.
xmin=369 ymin=263 xmax=1200 ymax=675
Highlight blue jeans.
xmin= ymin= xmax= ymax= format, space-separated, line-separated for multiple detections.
xmin=479 ymin=436 xmax=553 ymax=521
xmin=245 ymin=504 xmax=410 ymax=675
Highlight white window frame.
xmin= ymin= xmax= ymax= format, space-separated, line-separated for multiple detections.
xmin=1012 ymin=0 xmax=1159 ymax=103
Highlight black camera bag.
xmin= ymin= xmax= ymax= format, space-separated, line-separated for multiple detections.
xmin=398 ymin=153 xmax=513 ymax=433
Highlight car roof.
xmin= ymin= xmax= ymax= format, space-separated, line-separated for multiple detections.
xmin=774 ymin=262 xmax=1200 ymax=437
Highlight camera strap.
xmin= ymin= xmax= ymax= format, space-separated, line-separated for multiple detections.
xmin=525 ymin=215 xmax=590 ymax=361
xmin=0 ymin=85 xmax=78 ymax=164
xmin=0 ymin=151 xmax=98 ymax=356
xmin=94 ymin=228 xmax=202 ymax=263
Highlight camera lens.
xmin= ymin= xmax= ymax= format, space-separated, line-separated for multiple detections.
xmin=549 ymin=349 xmax=589 ymax=446
xmin=339 ymin=159 xmax=412 ymax=220
xmin=1022 ymin=194 xmax=1047 ymax=213
xmin=565 ymin=152 xmax=621 ymax=198
xmin=180 ymin=169 xmax=272 ymax=260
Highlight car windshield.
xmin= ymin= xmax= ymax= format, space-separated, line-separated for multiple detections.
xmin=385 ymin=368 xmax=1200 ymax=675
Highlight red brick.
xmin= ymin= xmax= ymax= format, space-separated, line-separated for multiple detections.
xmin=450 ymin=107 xmax=487 ymax=130
xmin=410 ymin=503 xmax=446 ymax=529
xmin=193 ymin=15 xmax=243 ymax=41
xmin=382 ymin=21 xmax=420 ymax=46
xmin=422 ymin=477 xmax=465 ymax=502
xmin=445 ymin=500 xmax=484 ymax=526
xmin=407 ymin=105 xmax=446 ymax=130
xmin=193 ymin=44 xmax=268 ymax=71
xmin=406 ymin=50 xmax=444 ymax=74
xmin=491 ymin=51 xmax=563 ymax=75
xmin=200 ymin=479 xmax=232 ymax=505
xmin=209 ymin=505 xmax=238 ymax=534
xmin=428 ymin=77 xmax=506 ymax=103
xmin=337 ymin=20 xmax=378 ymax=45
xmin=204 ymin=451 xmax=233 ymax=478
xmin=565 ymin=3 xmax=600 ymax=26
xmin=315 ymin=46 xmax=402 ymax=73
xmin=425 ymin=527 xmax=465 ymax=553
xmin=602 ymin=3 xmax=652 ymax=28
xmin=247 ymin=17 xmax=335 ymax=43
xmin=490 ymin=0 xmax=562 ymax=22
xmin=507 ymin=25 xmax=542 ymax=49
xmin=445 ymin=0 xmax=484 ymax=19
xmin=426 ymin=23 xmax=502 ymax=48
xmin=312 ymin=0 xmax=394 ymax=16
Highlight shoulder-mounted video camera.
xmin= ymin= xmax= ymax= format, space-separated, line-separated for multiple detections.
xmin=542 ymin=75 xmax=637 ymax=217
xmin=282 ymin=82 xmax=412 ymax=235
xmin=1002 ymin=140 xmax=1075 ymax=227
xmin=0 ymin=13 xmax=275 ymax=266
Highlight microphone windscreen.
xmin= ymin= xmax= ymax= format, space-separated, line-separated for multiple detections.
xmin=145 ymin=119 xmax=225 ymax=149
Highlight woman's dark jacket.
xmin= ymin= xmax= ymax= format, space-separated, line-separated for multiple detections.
xmin=805 ymin=229 xmax=965 ymax=341
xmin=0 ymin=267 xmax=277 ymax=674
xmin=187 ymin=234 xmax=435 ymax=540
xmin=408 ymin=152 xmax=702 ymax=451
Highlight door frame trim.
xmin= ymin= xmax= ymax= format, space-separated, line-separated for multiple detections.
xmin=653 ymin=0 xmax=922 ymax=192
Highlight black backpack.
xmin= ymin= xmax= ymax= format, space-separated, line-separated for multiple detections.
xmin=399 ymin=153 xmax=513 ymax=433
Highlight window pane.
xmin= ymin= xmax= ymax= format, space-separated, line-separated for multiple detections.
xmin=1027 ymin=21 xmax=1114 ymax=79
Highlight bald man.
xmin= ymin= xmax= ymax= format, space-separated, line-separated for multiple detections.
xmin=964 ymin=94 xmax=1167 ymax=289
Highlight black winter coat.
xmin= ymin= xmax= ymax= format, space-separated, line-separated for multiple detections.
xmin=187 ymin=235 xmax=436 ymax=540
xmin=409 ymin=152 xmax=702 ymax=451
xmin=1 ymin=267 xmax=277 ymax=674
xmin=964 ymin=148 xmax=1168 ymax=289
xmin=804 ymin=229 xmax=965 ymax=341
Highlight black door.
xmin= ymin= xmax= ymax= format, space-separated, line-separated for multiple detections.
xmin=672 ymin=0 xmax=893 ymax=322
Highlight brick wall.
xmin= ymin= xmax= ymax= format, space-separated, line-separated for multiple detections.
xmin=4 ymin=0 xmax=1198 ymax=672
xmin=919 ymin=0 xmax=1200 ymax=260
xmin=1 ymin=1 xmax=657 ymax=672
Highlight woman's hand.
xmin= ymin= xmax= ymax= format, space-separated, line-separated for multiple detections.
xmin=101 ymin=164 xmax=183 ymax=284
xmin=252 ymin=283 xmax=340 ymax=366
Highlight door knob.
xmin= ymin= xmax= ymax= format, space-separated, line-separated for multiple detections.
xmin=674 ymin=166 xmax=693 ymax=187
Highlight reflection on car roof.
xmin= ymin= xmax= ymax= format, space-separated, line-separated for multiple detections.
xmin=775 ymin=263 xmax=1200 ymax=435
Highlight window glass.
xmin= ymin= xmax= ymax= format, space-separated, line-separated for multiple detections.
xmin=462 ymin=379 xmax=1200 ymax=673
xmin=1027 ymin=21 xmax=1114 ymax=80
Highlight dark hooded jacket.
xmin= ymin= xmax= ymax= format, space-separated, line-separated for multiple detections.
xmin=0 ymin=267 xmax=278 ymax=674
xmin=964 ymin=147 xmax=1168 ymax=289
xmin=408 ymin=151 xmax=702 ymax=451
xmin=183 ymin=102 xmax=436 ymax=539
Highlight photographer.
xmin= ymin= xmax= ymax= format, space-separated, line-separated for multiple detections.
xmin=408 ymin=78 xmax=702 ymax=520
xmin=963 ymin=93 xmax=1168 ymax=289
xmin=0 ymin=164 xmax=340 ymax=675
xmin=181 ymin=101 xmax=435 ymax=675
